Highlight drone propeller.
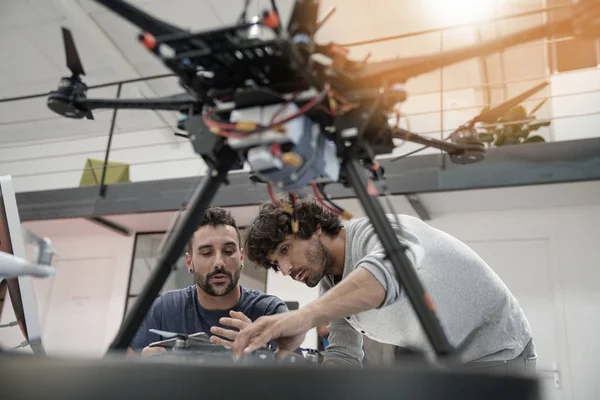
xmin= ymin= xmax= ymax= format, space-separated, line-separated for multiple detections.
xmin=391 ymin=81 xmax=549 ymax=162
xmin=62 ymin=27 xmax=85 ymax=78
xmin=149 ymin=329 xmax=185 ymax=339
xmin=58 ymin=27 xmax=94 ymax=120
xmin=149 ymin=329 xmax=211 ymax=342
xmin=469 ymin=81 xmax=549 ymax=126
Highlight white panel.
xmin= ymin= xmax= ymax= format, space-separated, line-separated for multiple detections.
xmin=0 ymin=30 xmax=64 ymax=87
xmin=0 ymin=126 xmax=207 ymax=192
xmin=430 ymin=205 xmax=600 ymax=400
xmin=0 ymin=0 xmax=62 ymax=32
xmin=42 ymin=257 xmax=117 ymax=357
xmin=554 ymin=211 xmax=600 ymax=400
xmin=0 ymin=230 xmax=135 ymax=356
xmin=465 ymin=239 xmax=562 ymax=400
xmin=550 ymin=68 xmax=600 ymax=142
xmin=418 ymin=181 xmax=600 ymax=217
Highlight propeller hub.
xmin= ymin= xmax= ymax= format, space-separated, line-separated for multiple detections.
xmin=450 ymin=126 xmax=479 ymax=145
xmin=47 ymin=77 xmax=89 ymax=119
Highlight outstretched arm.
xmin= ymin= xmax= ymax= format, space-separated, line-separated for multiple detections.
xmin=230 ymin=267 xmax=385 ymax=355
xmin=231 ymin=216 xmax=424 ymax=356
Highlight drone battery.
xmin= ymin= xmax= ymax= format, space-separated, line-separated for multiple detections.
xmin=228 ymin=103 xmax=306 ymax=150
xmin=227 ymin=101 xmax=339 ymax=191
xmin=247 ymin=147 xmax=283 ymax=171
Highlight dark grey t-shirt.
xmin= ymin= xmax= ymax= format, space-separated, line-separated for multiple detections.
xmin=129 ymin=285 xmax=288 ymax=351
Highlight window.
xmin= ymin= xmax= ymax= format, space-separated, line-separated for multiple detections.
xmin=547 ymin=0 xmax=599 ymax=73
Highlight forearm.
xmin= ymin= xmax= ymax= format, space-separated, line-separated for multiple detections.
xmin=302 ymin=267 xmax=385 ymax=327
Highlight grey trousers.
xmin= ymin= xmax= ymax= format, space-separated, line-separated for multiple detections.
xmin=463 ymin=340 xmax=537 ymax=376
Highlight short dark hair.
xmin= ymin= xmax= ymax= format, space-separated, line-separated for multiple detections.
xmin=187 ymin=206 xmax=241 ymax=253
xmin=244 ymin=197 xmax=343 ymax=270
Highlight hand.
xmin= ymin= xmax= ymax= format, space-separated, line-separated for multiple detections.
xmin=231 ymin=310 xmax=313 ymax=357
xmin=209 ymin=310 xmax=252 ymax=347
xmin=140 ymin=345 xmax=167 ymax=357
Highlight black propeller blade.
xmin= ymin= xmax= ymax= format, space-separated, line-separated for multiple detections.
xmin=392 ymin=82 xmax=548 ymax=162
xmin=470 ymin=81 xmax=549 ymax=125
xmin=62 ymin=27 xmax=85 ymax=77
xmin=60 ymin=27 xmax=93 ymax=119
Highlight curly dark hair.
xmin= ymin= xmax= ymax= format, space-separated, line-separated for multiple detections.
xmin=244 ymin=196 xmax=343 ymax=269
xmin=187 ymin=206 xmax=241 ymax=253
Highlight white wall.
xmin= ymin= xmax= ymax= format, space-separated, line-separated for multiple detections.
xmin=263 ymin=202 xmax=600 ymax=399
xmin=0 ymin=229 xmax=135 ymax=357
xmin=266 ymin=269 xmax=320 ymax=350
xmin=428 ymin=205 xmax=600 ymax=400
xmin=550 ymin=68 xmax=600 ymax=142
xmin=0 ymin=125 xmax=208 ymax=193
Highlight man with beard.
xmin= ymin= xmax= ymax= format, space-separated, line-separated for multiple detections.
xmin=231 ymin=197 xmax=536 ymax=373
xmin=128 ymin=206 xmax=289 ymax=355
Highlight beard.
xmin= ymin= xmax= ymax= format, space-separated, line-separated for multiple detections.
xmin=194 ymin=267 xmax=240 ymax=296
xmin=303 ymin=239 xmax=333 ymax=288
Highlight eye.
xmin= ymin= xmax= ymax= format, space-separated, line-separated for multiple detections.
xmin=280 ymin=244 xmax=289 ymax=255
xmin=223 ymin=248 xmax=235 ymax=256
xmin=199 ymin=251 xmax=212 ymax=257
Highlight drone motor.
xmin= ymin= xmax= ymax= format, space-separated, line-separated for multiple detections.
xmin=47 ymin=77 xmax=92 ymax=119
xmin=449 ymin=126 xmax=485 ymax=165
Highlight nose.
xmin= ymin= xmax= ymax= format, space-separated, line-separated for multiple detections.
xmin=278 ymin=260 xmax=293 ymax=276
xmin=212 ymin=251 xmax=225 ymax=269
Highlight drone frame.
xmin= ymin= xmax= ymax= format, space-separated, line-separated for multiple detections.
xmin=46 ymin=0 xmax=600 ymax=362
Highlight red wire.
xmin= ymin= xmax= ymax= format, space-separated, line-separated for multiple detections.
xmin=270 ymin=93 xmax=324 ymax=126
xmin=201 ymin=113 xmax=249 ymax=138
xmin=311 ymin=182 xmax=341 ymax=215
xmin=268 ymin=184 xmax=281 ymax=206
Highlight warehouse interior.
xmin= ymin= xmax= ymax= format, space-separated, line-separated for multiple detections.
xmin=1 ymin=1 xmax=599 ymax=400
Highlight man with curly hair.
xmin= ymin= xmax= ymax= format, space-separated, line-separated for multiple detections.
xmin=230 ymin=197 xmax=536 ymax=373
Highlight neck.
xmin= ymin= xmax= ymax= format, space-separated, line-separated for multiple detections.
xmin=322 ymin=228 xmax=346 ymax=279
xmin=196 ymin=285 xmax=241 ymax=310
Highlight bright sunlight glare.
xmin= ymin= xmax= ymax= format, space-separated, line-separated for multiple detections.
xmin=426 ymin=0 xmax=499 ymax=25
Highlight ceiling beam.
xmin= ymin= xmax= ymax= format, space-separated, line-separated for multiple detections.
xmin=88 ymin=216 xmax=133 ymax=236
xmin=58 ymin=0 xmax=179 ymax=145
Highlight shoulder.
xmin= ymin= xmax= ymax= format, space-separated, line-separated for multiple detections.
xmin=239 ymin=286 xmax=287 ymax=317
xmin=241 ymin=286 xmax=285 ymax=306
xmin=153 ymin=285 xmax=196 ymax=311
xmin=347 ymin=214 xmax=422 ymax=233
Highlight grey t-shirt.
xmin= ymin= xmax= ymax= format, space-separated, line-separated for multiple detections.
xmin=320 ymin=215 xmax=535 ymax=366
xmin=130 ymin=285 xmax=288 ymax=351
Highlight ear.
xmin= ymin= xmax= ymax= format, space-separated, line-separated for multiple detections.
xmin=315 ymin=224 xmax=322 ymax=237
xmin=185 ymin=252 xmax=193 ymax=272
xmin=239 ymin=247 xmax=245 ymax=266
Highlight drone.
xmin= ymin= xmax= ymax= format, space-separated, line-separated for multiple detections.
xmin=46 ymin=0 xmax=600 ymax=360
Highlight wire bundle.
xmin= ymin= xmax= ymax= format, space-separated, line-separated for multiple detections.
xmin=266 ymin=181 xmax=352 ymax=235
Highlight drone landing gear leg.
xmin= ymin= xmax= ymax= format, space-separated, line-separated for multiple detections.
xmin=108 ymin=148 xmax=240 ymax=351
xmin=342 ymin=159 xmax=454 ymax=359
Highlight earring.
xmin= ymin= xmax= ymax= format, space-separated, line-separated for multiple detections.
xmin=240 ymin=264 xmax=244 ymax=269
